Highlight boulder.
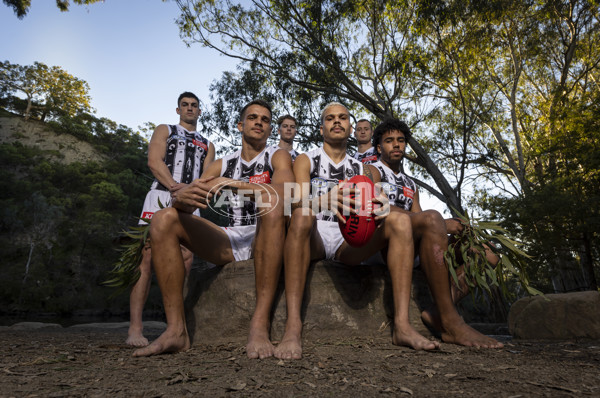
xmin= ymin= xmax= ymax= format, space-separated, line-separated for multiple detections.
xmin=184 ymin=259 xmax=434 ymax=343
xmin=508 ymin=291 xmax=600 ymax=340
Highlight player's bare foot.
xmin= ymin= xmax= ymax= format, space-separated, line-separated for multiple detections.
xmin=125 ymin=330 xmax=148 ymax=347
xmin=274 ymin=328 xmax=303 ymax=360
xmin=423 ymin=310 xmax=503 ymax=348
xmin=421 ymin=307 xmax=443 ymax=332
xmin=441 ymin=319 xmax=504 ymax=348
xmin=393 ymin=322 xmax=440 ymax=351
xmin=246 ymin=328 xmax=275 ymax=359
xmin=132 ymin=328 xmax=190 ymax=357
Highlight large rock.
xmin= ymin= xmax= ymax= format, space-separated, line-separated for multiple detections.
xmin=184 ymin=260 xmax=434 ymax=343
xmin=508 ymin=291 xmax=600 ymax=340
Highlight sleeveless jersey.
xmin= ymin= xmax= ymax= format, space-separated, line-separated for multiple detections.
xmin=372 ymin=160 xmax=416 ymax=211
xmin=305 ymin=147 xmax=364 ymax=222
xmin=353 ymin=146 xmax=378 ymax=165
xmin=271 ymin=145 xmax=299 ymax=161
xmin=220 ymin=146 xmax=278 ymax=227
xmin=289 ymin=148 xmax=299 ymax=161
xmin=150 ymin=124 xmax=210 ymax=191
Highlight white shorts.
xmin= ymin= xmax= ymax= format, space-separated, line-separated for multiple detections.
xmin=139 ymin=189 xmax=200 ymax=225
xmin=316 ymin=220 xmax=345 ymax=260
xmin=221 ymin=224 xmax=257 ymax=261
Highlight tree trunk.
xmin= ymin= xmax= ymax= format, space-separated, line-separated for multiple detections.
xmin=23 ymin=240 xmax=34 ymax=284
xmin=580 ymin=232 xmax=598 ymax=291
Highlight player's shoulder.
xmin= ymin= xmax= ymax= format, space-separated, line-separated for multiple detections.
xmin=271 ymin=146 xmax=293 ymax=163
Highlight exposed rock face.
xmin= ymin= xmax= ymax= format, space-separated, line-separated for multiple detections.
xmin=0 ymin=116 xmax=105 ymax=164
xmin=184 ymin=260 xmax=434 ymax=343
xmin=508 ymin=291 xmax=600 ymax=340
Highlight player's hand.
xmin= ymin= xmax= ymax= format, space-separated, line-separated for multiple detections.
xmin=328 ymin=183 xmax=358 ymax=224
xmin=169 ymin=182 xmax=188 ymax=194
xmin=172 ymin=178 xmax=216 ymax=211
xmin=371 ymin=193 xmax=390 ymax=221
xmin=445 ymin=217 xmax=468 ymax=235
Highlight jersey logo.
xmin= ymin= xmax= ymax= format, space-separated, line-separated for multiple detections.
xmin=249 ymin=171 xmax=271 ymax=184
xmin=141 ymin=211 xmax=154 ymax=220
xmin=193 ymin=139 xmax=208 ymax=150
xmin=361 ymin=154 xmax=378 ymax=164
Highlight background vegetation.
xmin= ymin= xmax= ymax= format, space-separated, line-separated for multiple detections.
xmin=1 ymin=0 xmax=598 ymax=321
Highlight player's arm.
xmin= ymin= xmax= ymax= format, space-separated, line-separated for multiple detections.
xmin=270 ymin=149 xmax=295 ymax=185
xmin=147 ymin=124 xmax=178 ymax=189
xmin=171 ymin=159 xmax=223 ymax=212
xmin=199 ymin=150 xmax=294 ymax=201
xmin=411 ymin=188 xmax=423 ymax=212
xmin=363 ymin=164 xmax=381 ymax=184
xmin=204 ymin=142 xmax=216 ymax=168
xmin=291 ymin=153 xmax=312 ymax=208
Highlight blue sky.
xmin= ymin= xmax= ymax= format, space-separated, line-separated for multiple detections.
xmin=1 ymin=0 xmax=238 ymax=135
xmin=1 ymin=0 xmax=448 ymax=213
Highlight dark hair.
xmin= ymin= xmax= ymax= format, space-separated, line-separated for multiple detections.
xmin=177 ymin=91 xmax=200 ymax=107
xmin=239 ymin=99 xmax=273 ymax=121
xmin=356 ymin=118 xmax=371 ymax=126
xmin=372 ymin=118 xmax=412 ymax=147
xmin=277 ymin=114 xmax=297 ymax=126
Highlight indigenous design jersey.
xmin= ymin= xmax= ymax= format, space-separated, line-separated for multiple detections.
xmin=353 ymin=146 xmax=378 ymax=165
xmin=150 ymin=124 xmax=210 ymax=191
xmin=220 ymin=146 xmax=277 ymax=227
xmin=305 ymin=147 xmax=364 ymax=222
xmin=372 ymin=160 xmax=416 ymax=211
xmin=289 ymin=148 xmax=299 ymax=161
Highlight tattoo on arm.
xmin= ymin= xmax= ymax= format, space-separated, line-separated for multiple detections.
xmin=363 ymin=165 xmax=374 ymax=182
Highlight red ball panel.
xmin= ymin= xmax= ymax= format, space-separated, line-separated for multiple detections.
xmin=338 ymin=175 xmax=377 ymax=247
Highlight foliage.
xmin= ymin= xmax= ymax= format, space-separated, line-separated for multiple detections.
xmin=0 ymin=111 xmax=152 ymax=314
xmin=1 ymin=60 xmax=94 ymax=121
xmin=175 ymin=0 xmax=599 ymax=292
xmin=2 ymin=0 xmax=104 ymax=19
xmin=104 ymin=224 xmax=150 ymax=296
xmin=445 ymin=210 xmax=543 ymax=303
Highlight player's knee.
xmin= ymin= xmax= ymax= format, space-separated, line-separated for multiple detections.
xmin=388 ymin=211 xmax=412 ymax=238
xmin=288 ymin=210 xmax=314 ymax=235
xmin=259 ymin=191 xmax=283 ymax=221
xmin=149 ymin=207 xmax=179 ymax=236
xmin=422 ymin=209 xmax=444 ymax=229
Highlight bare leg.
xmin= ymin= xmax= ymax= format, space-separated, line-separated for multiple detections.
xmin=380 ymin=212 xmax=439 ymax=350
xmin=275 ymin=210 xmax=322 ymax=360
xmin=335 ymin=212 xmax=437 ymax=350
xmin=416 ymin=211 xmax=503 ymax=348
xmin=133 ymin=208 xmax=234 ymax=357
xmin=246 ymin=191 xmax=285 ymax=359
xmin=126 ymin=243 xmax=151 ymax=347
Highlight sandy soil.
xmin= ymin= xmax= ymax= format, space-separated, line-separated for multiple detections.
xmin=1 ymin=323 xmax=599 ymax=397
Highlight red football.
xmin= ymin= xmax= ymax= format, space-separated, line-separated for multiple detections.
xmin=338 ymin=175 xmax=377 ymax=247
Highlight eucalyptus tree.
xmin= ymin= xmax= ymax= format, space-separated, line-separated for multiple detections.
xmin=416 ymin=0 xmax=600 ymax=290
xmin=0 ymin=61 xmax=94 ymax=121
xmin=170 ymin=0 xmax=599 ymax=291
xmin=173 ymin=0 xmax=464 ymax=211
xmin=2 ymin=0 xmax=103 ymax=18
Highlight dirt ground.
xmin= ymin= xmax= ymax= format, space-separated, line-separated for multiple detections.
xmin=1 ymin=324 xmax=599 ymax=397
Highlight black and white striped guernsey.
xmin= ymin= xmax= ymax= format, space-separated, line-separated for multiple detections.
xmin=150 ymin=124 xmax=211 ymax=191
xmin=305 ymin=147 xmax=364 ymax=222
xmin=372 ymin=160 xmax=416 ymax=211
xmin=219 ymin=146 xmax=278 ymax=227
xmin=353 ymin=146 xmax=378 ymax=165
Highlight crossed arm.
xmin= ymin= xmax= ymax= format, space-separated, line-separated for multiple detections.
xmin=171 ymin=149 xmax=294 ymax=213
